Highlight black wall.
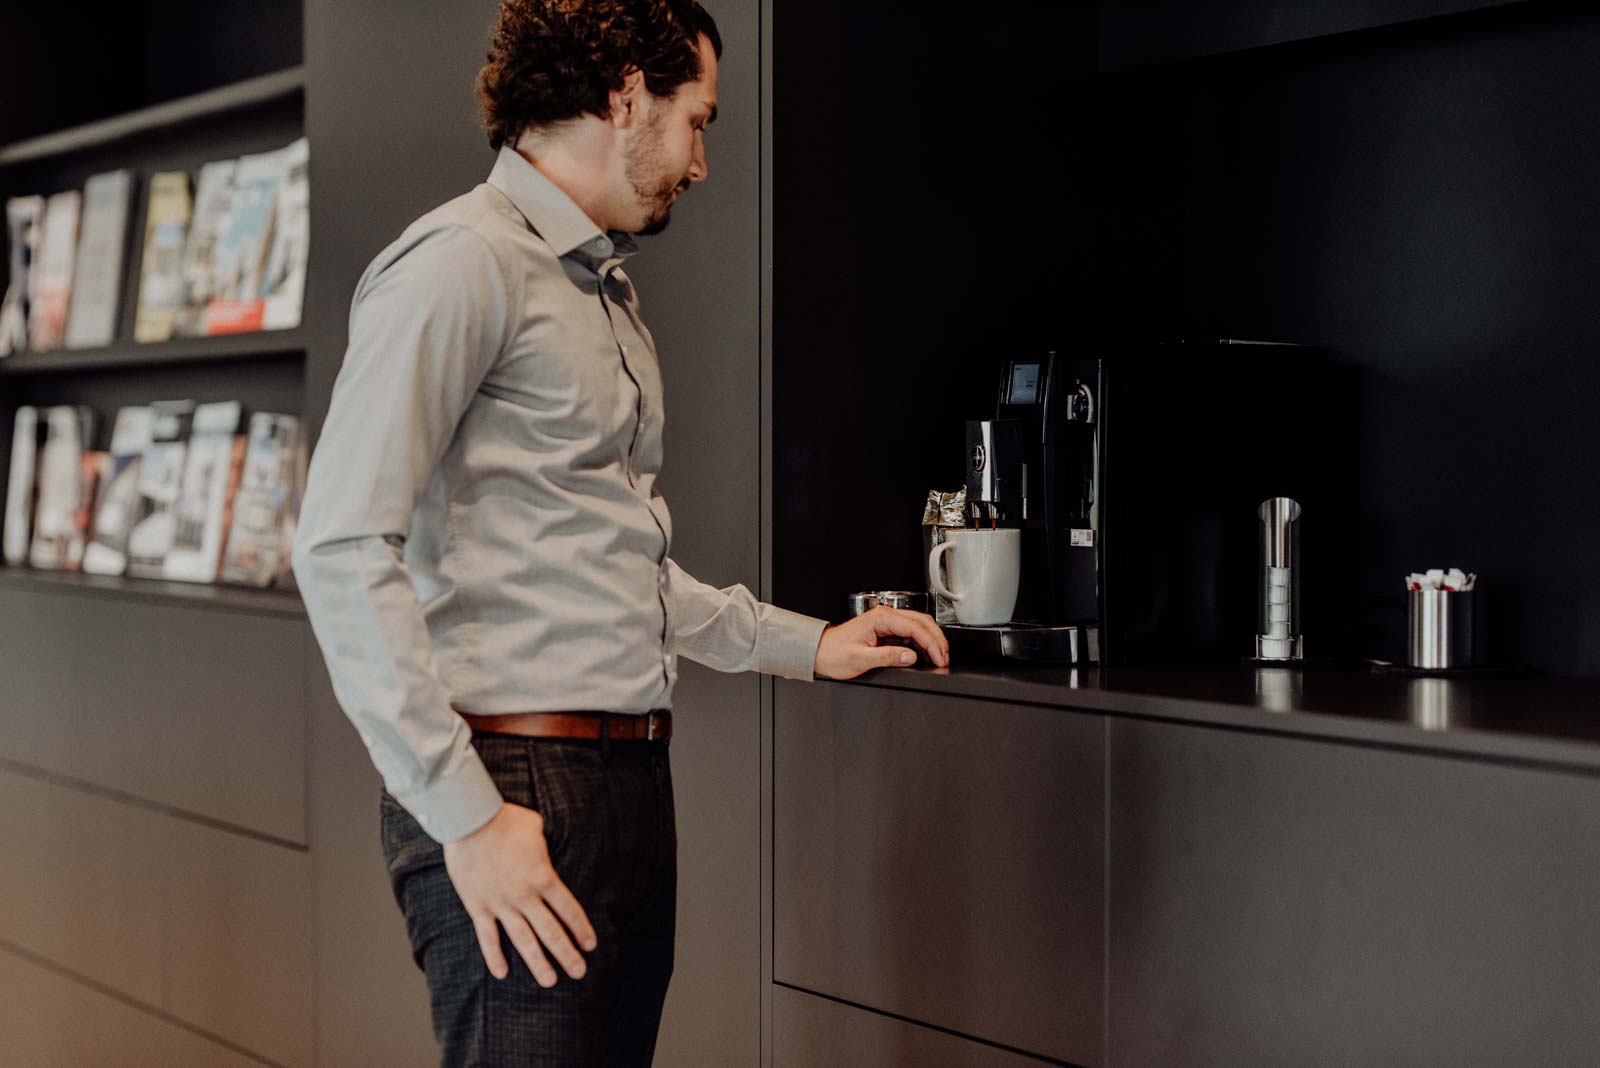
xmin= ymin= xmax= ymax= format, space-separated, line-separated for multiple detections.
xmin=775 ymin=0 xmax=1600 ymax=675
xmin=772 ymin=1 xmax=1099 ymax=622
xmin=0 ymin=0 xmax=302 ymax=145
xmin=1092 ymin=2 xmax=1600 ymax=673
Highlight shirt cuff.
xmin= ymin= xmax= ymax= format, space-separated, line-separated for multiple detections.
xmin=392 ymin=751 xmax=504 ymax=843
xmin=757 ymin=606 xmax=830 ymax=681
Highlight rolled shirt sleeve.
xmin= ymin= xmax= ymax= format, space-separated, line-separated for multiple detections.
xmin=293 ymin=224 xmax=511 ymax=843
xmin=664 ymin=558 xmax=828 ymax=681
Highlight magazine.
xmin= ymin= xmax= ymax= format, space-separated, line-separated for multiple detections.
xmin=28 ymin=405 xmax=96 ymax=570
xmin=174 ymin=159 xmax=236 ymax=337
xmin=3 ymin=406 xmax=41 ymax=566
xmin=220 ymin=412 xmax=299 ymax=587
xmin=164 ymin=400 xmax=245 ymax=583
xmin=26 ymin=190 xmax=82 ymax=352
xmin=75 ymin=452 xmax=110 ymax=569
xmin=64 ymin=170 xmax=133 ymax=349
xmin=82 ymin=406 xmax=154 ymax=576
xmin=275 ymin=431 xmax=309 ymax=591
xmin=125 ymin=400 xmax=196 ymax=579
xmin=133 ymin=172 xmax=193 ymax=343
xmin=261 ymin=138 xmax=309 ymax=331
xmin=205 ymin=147 xmax=289 ymax=335
xmin=0 ymin=196 xmax=45 ymax=356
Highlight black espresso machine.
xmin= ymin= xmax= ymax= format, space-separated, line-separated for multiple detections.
xmin=947 ymin=340 xmax=1350 ymax=667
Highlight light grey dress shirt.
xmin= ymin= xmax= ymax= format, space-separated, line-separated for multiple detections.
xmin=293 ymin=146 xmax=828 ymax=843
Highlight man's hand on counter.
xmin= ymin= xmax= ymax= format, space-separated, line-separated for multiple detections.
xmin=814 ymin=606 xmax=949 ymax=679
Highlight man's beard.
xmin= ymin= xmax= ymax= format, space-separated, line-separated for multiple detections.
xmin=635 ymin=181 xmax=678 ymax=236
xmin=624 ymin=119 xmax=684 ymax=236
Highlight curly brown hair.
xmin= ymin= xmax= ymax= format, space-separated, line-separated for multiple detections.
xmin=476 ymin=0 xmax=723 ymax=151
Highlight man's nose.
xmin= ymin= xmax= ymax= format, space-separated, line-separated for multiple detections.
xmin=687 ymin=139 xmax=709 ymax=182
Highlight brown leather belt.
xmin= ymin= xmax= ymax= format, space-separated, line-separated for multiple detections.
xmin=458 ymin=710 xmax=672 ymax=743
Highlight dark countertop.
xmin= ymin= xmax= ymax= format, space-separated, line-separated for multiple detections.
xmin=835 ymin=661 xmax=1600 ymax=777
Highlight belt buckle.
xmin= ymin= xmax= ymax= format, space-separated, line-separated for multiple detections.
xmin=647 ymin=713 xmax=657 ymax=741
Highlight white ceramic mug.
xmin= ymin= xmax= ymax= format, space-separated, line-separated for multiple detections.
xmin=928 ymin=528 xmax=1021 ymax=626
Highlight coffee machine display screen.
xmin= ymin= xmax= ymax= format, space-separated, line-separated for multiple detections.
xmin=1007 ymin=362 xmax=1041 ymax=405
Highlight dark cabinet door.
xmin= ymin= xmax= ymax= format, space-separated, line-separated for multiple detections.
xmin=774 ymin=680 xmax=1106 ymax=1066
xmin=1109 ymin=718 xmax=1600 ymax=1067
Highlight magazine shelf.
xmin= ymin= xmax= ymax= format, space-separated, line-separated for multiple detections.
xmin=0 ymin=67 xmax=306 ymax=170
xmin=0 ymin=565 xmax=304 ymax=620
xmin=0 ymin=330 xmax=307 ymax=376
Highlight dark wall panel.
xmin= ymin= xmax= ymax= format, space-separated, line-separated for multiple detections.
xmin=1092 ymin=4 xmax=1600 ymax=672
xmin=772 ymin=3 xmax=1100 ymax=622
xmin=774 ymin=1 xmax=1600 ymax=675
xmin=623 ymin=1 xmax=766 ymax=1062
xmin=1098 ymin=0 xmax=1520 ymax=69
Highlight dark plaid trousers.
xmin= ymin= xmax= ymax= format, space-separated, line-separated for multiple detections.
xmin=380 ymin=730 xmax=677 ymax=1067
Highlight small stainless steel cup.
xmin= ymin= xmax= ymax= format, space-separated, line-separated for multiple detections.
xmin=1408 ymin=589 xmax=1474 ymax=670
xmin=847 ymin=591 xmax=929 ymax=617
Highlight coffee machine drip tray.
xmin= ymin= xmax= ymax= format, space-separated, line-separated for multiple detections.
xmin=944 ymin=622 xmax=1094 ymax=665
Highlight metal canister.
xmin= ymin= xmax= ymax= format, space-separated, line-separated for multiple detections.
xmin=1408 ymin=589 xmax=1474 ymax=670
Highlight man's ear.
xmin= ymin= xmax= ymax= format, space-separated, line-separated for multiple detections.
xmin=608 ymin=68 xmax=647 ymax=129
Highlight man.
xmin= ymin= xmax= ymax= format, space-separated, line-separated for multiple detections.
xmin=292 ymin=1 xmax=948 ymax=1064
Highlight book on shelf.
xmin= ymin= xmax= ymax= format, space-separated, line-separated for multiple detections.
xmin=27 ymin=405 xmax=97 ymax=570
xmin=260 ymin=137 xmax=309 ymax=331
xmin=82 ymin=406 xmax=154 ymax=576
xmin=0 ymin=196 xmax=45 ymax=356
xmin=205 ymin=147 xmax=288 ymax=335
xmin=26 ymin=190 xmax=82 ymax=352
xmin=3 ymin=406 xmax=41 ymax=566
xmin=77 ymin=451 xmax=111 ymax=563
xmin=133 ymin=172 xmax=194 ymax=343
xmin=275 ymin=430 xmax=309 ymax=591
xmin=220 ymin=412 xmax=299 ymax=587
xmin=126 ymin=399 xmax=196 ymax=579
xmin=164 ymin=400 xmax=245 ymax=584
xmin=174 ymin=159 xmax=236 ymax=338
xmin=64 ymin=170 xmax=133 ymax=350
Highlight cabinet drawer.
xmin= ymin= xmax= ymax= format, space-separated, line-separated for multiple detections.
xmin=0 ymin=767 xmax=313 ymax=1067
xmin=0 ymin=590 xmax=307 ymax=844
xmin=0 ymin=947 xmax=264 ymax=1068
xmin=0 ymin=769 xmax=166 ymax=1004
xmin=774 ymin=680 xmax=1105 ymax=1066
xmin=773 ymin=984 xmax=1055 ymax=1068
xmin=1109 ymin=719 xmax=1600 ymax=1067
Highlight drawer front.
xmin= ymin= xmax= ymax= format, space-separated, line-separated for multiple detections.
xmin=0 ymin=947 xmax=264 ymax=1068
xmin=773 ymin=984 xmax=1057 ymax=1068
xmin=0 ymin=767 xmax=313 ymax=1067
xmin=1110 ymin=718 xmax=1600 ymax=1067
xmin=774 ymin=680 xmax=1105 ymax=1065
xmin=0 ymin=589 xmax=307 ymax=844
xmin=0 ymin=768 xmax=166 ymax=1003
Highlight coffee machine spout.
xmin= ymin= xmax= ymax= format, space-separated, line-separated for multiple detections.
xmin=964 ymin=419 xmax=1023 ymax=525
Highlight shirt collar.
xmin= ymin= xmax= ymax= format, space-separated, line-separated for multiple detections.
xmin=487 ymin=145 xmax=639 ymax=266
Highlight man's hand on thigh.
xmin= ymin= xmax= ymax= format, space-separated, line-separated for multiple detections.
xmin=443 ymin=802 xmax=598 ymax=986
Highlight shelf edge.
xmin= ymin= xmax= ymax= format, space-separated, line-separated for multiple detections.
xmin=0 ymin=66 xmax=306 ymax=168
xmin=0 ymin=331 xmax=307 ymax=376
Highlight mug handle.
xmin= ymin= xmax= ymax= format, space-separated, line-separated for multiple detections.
xmin=929 ymin=541 xmax=962 ymax=604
